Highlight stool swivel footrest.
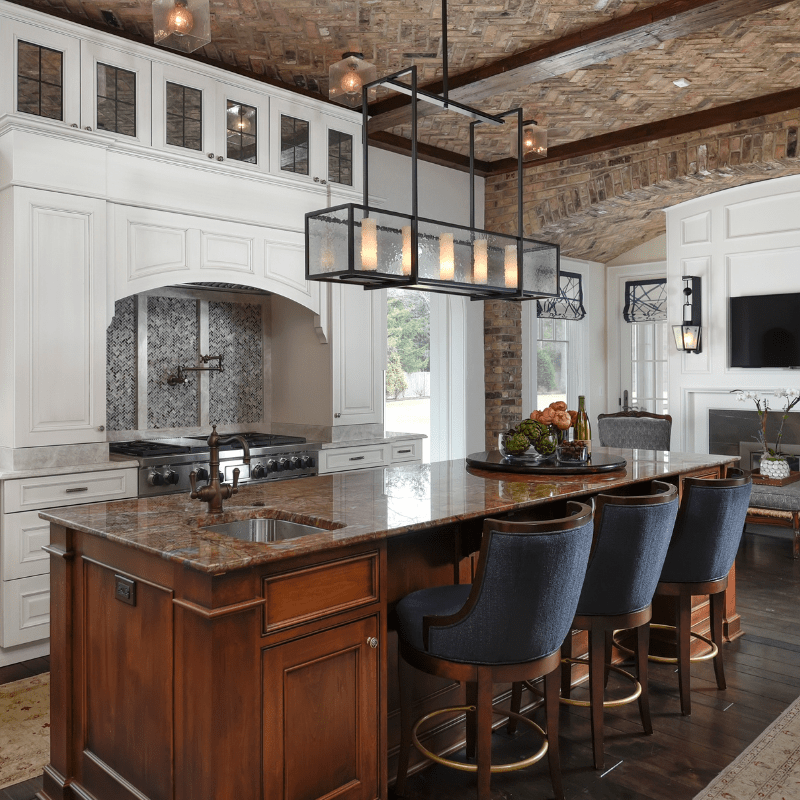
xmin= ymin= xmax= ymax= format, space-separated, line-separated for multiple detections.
xmin=613 ymin=623 xmax=718 ymax=664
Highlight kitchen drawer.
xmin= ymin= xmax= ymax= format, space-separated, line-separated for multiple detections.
xmin=317 ymin=445 xmax=388 ymax=474
xmin=262 ymin=551 xmax=379 ymax=633
xmin=3 ymin=468 xmax=137 ymax=513
xmin=389 ymin=440 xmax=422 ymax=463
xmin=2 ymin=510 xmax=50 ymax=580
xmin=2 ymin=574 xmax=50 ymax=648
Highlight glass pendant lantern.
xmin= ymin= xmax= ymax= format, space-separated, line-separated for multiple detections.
xmin=153 ymin=0 xmax=211 ymax=53
xmin=329 ymin=53 xmax=377 ymax=108
xmin=513 ymin=119 xmax=548 ymax=161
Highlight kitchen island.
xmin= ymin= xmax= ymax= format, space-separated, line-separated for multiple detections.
xmin=39 ymin=449 xmax=737 ymax=800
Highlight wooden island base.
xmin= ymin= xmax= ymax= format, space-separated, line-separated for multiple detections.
xmin=39 ymin=454 xmax=738 ymax=800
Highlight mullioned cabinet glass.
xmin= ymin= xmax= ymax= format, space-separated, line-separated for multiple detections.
xmin=17 ymin=40 xmax=63 ymax=120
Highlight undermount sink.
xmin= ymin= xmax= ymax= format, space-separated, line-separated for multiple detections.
xmin=201 ymin=518 xmax=329 ymax=543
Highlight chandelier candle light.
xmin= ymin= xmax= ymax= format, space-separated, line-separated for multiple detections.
xmin=308 ymin=0 xmax=559 ymax=301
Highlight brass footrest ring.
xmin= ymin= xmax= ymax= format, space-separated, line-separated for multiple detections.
xmin=411 ymin=706 xmax=548 ymax=774
xmin=612 ymin=624 xmax=718 ymax=664
xmin=549 ymin=659 xmax=642 ymax=708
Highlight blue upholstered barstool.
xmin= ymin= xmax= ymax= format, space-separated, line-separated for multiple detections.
xmin=394 ymin=502 xmax=594 ymax=800
xmin=652 ymin=468 xmax=752 ymax=716
xmin=509 ymin=480 xmax=679 ymax=770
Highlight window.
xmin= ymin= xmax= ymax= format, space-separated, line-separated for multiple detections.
xmin=165 ymin=82 xmax=202 ymax=150
xmin=623 ymin=278 xmax=667 ymax=322
xmin=226 ymin=100 xmax=257 ymax=163
xmin=630 ymin=322 xmax=669 ymax=414
xmin=537 ymin=318 xmax=568 ymax=407
xmin=328 ymin=129 xmax=353 ymax=186
xmin=17 ymin=41 xmax=63 ymax=120
xmin=280 ymin=114 xmax=309 ymax=174
xmin=96 ymin=63 xmax=136 ymax=137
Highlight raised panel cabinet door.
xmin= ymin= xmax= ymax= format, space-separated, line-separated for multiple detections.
xmin=14 ymin=189 xmax=107 ymax=446
xmin=262 ymin=615 xmax=380 ymax=800
xmin=333 ymin=284 xmax=385 ymax=426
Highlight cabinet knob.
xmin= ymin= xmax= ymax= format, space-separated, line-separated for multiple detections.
xmin=97 ymin=425 xmax=105 ymax=432
xmin=208 ymin=153 xmax=215 ymax=159
xmin=84 ymin=126 xmax=92 ymax=131
xmin=334 ymin=412 xmax=341 ymax=418
xmin=367 ymin=637 xmax=378 ymax=649
xmin=71 ymin=123 xmax=78 ymax=128
xmin=217 ymin=156 xmax=223 ymax=162
xmin=313 ymin=176 xmax=320 ymax=182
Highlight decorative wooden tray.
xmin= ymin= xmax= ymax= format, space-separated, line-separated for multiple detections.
xmin=751 ymin=470 xmax=800 ymax=487
xmin=466 ymin=451 xmax=627 ymax=475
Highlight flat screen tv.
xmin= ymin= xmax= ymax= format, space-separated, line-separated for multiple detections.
xmin=730 ymin=292 xmax=800 ymax=368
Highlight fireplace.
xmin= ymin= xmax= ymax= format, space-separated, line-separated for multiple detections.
xmin=708 ymin=409 xmax=800 ymax=470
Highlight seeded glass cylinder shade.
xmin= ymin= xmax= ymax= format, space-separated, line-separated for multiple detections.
xmin=153 ymin=0 xmax=211 ymax=53
xmin=361 ymin=218 xmax=378 ymax=270
xmin=328 ymin=53 xmax=377 ymax=108
xmin=504 ymin=244 xmax=518 ymax=287
xmin=402 ymin=226 xmax=412 ymax=276
xmin=439 ymin=233 xmax=455 ymax=281
xmin=473 ymin=238 xmax=488 ymax=284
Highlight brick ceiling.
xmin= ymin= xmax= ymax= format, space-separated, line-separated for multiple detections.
xmin=14 ymin=0 xmax=800 ymax=258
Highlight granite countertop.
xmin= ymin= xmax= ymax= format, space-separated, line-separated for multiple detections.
xmin=39 ymin=449 xmax=736 ymax=575
xmin=0 ymin=458 xmax=139 ymax=482
xmin=317 ymin=432 xmax=426 ymax=449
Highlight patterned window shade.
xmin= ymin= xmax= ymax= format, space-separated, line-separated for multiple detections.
xmin=623 ymin=278 xmax=667 ymax=323
xmin=536 ymin=271 xmax=586 ymax=321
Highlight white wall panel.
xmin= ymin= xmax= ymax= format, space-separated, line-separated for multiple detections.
xmin=681 ymin=212 xmax=711 ymax=245
xmin=727 ymin=248 xmax=800 ymax=297
xmin=128 ymin=221 xmax=189 ymax=277
xmin=725 ymin=192 xmax=800 ymax=239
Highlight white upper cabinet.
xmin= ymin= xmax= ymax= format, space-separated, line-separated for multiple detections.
xmin=151 ymin=62 xmax=217 ymax=160
xmin=80 ymin=42 xmax=151 ymax=145
xmin=323 ymin=115 xmax=362 ymax=193
xmin=1 ymin=19 xmax=81 ymax=127
xmin=217 ymin=81 xmax=269 ymax=171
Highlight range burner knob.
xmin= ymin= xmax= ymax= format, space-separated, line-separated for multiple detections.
xmin=300 ymin=455 xmax=312 ymax=469
xmin=266 ymin=459 xmax=278 ymax=473
xmin=277 ymin=458 xmax=288 ymax=472
xmin=194 ymin=467 xmax=209 ymax=482
xmin=289 ymin=456 xmax=300 ymax=470
xmin=164 ymin=469 xmax=180 ymax=485
xmin=251 ymin=463 xmax=266 ymax=479
xmin=147 ymin=471 xmax=164 ymax=487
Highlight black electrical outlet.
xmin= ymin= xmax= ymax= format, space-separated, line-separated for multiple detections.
xmin=114 ymin=575 xmax=136 ymax=606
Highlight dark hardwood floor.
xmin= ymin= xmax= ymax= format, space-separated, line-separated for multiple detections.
xmin=1 ymin=531 xmax=798 ymax=800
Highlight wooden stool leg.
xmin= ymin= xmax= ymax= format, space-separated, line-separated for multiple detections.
xmin=545 ymin=668 xmax=565 ymax=800
xmin=506 ymin=681 xmax=522 ymax=735
xmin=636 ymin=623 xmax=653 ymax=735
xmin=466 ymin=681 xmax=478 ymax=758
xmin=561 ymin=633 xmax=573 ymax=699
xmin=710 ymin=590 xmax=727 ymax=691
xmin=589 ymin=626 xmax=606 ymax=770
xmin=476 ymin=666 xmax=493 ymax=800
xmin=395 ymin=655 xmax=415 ymax=796
xmin=677 ymin=593 xmax=692 ymax=716
xmin=604 ymin=629 xmax=613 ymax=688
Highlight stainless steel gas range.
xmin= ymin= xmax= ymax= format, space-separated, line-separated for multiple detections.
xmin=109 ymin=433 xmax=320 ymax=497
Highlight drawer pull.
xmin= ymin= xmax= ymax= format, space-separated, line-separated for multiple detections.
xmin=367 ymin=637 xmax=378 ymax=649
xmin=349 ymin=456 xmax=365 ymax=461
xmin=65 ymin=487 xmax=89 ymax=493
xmin=397 ymin=449 xmax=411 ymax=454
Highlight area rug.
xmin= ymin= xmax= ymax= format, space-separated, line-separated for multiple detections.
xmin=0 ymin=673 xmax=50 ymax=790
xmin=693 ymin=693 xmax=800 ymax=800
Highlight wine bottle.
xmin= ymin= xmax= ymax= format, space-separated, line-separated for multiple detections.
xmin=575 ymin=395 xmax=592 ymax=456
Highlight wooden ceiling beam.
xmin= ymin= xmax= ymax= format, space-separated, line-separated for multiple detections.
xmin=367 ymin=0 xmax=792 ymax=135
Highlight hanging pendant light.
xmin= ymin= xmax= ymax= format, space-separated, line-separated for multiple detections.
xmin=514 ymin=119 xmax=548 ymax=161
xmin=153 ymin=0 xmax=211 ymax=53
xmin=329 ymin=53 xmax=377 ymax=108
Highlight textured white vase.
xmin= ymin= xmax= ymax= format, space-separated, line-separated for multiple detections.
xmin=761 ymin=457 xmax=791 ymax=479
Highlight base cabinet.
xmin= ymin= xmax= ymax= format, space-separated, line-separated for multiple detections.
xmin=263 ymin=616 xmax=380 ymax=800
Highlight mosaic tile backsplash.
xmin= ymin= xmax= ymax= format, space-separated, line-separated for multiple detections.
xmin=147 ymin=296 xmax=199 ymax=429
xmin=209 ymin=302 xmax=263 ymax=426
xmin=106 ymin=295 xmax=265 ymax=432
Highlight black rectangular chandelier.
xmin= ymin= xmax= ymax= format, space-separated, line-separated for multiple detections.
xmin=305 ymin=61 xmax=560 ymax=301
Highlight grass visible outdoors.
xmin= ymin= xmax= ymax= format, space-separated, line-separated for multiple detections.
xmin=385 ymin=397 xmax=431 ymax=463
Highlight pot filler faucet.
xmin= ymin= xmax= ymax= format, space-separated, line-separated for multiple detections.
xmin=190 ymin=425 xmax=251 ymax=513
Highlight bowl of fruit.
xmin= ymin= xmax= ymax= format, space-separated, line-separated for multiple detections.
xmin=498 ymin=419 xmax=559 ymax=461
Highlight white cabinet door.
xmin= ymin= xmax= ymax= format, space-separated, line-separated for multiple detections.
xmin=80 ymin=41 xmax=151 ymax=145
xmin=269 ymin=95 xmax=323 ymax=186
xmin=332 ymin=284 xmax=385 ymax=426
xmin=151 ymin=61 xmax=218 ymax=161
xmin=216 ymin=81 xmax=269 ymax=172
xmin=2 ymin=510 xmax=50 ymax=581
xmin=0 ymin=18 xmax=81 ymax=126
xmin=2 ymin=574 xmax=49 ymax=648
xmin=13 ymin=188 xmax=107 ymax=446
xmin=322 ymin=113 xmax=362 ymax=195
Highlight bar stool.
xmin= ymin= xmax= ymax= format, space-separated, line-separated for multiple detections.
xmin=510 ymin=480 xmax=679 ymax=770
xmin=394 ymin=502 xmax=594 ymax=800
xmin=650 ymin=468 xmax=752 ymax=716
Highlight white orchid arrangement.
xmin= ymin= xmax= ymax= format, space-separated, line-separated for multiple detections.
xmin=732 ymin=388 xmax=800 ymax=457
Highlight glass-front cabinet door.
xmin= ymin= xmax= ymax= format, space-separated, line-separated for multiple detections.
xmin=151 ymin=62 xmax=217 ymax=159
xmin=324 ymin=116 xmax=361 ymax=191
xmin=218 ymin=83 xmax=268 ymax=170
xmin=80 ymin=42 xmax=151 ymax=145
xmin=269 ymin=96 xmax=316 ymax=185
xmin=1 ymin=21 xmax=80 ymax=126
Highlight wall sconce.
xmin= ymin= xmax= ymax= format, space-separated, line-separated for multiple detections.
xmin=152 ymin=0 xmax=211 ymax=53
xmin=672 ymin=275 xmax=702 ymax=353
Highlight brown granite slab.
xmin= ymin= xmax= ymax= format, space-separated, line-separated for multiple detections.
xmin=38 ymin=450 xmax=736 ymax=575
